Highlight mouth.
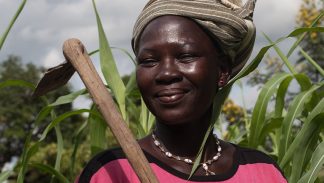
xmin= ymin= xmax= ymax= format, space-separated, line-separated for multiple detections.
xmin=155 ymin=88 xmax=189 ymax=104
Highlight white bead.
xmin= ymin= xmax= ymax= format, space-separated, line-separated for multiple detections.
xmin=184 ymin=159 xmax=192 ymax=163
xmin=218 ymin=146 xmax=222 ymax=151
xmin=213 ymin=156 xmax=219 ymax=160
xmin=154 ymin=140 xmax=160 ymax=146
xmin=202 ymin=163 xmax=208 ymax=170
xmin=165 ymin=152 xmax=172 ymax=157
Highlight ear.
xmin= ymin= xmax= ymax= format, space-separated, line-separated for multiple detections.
xmin=217 ymin=58 xmax=231 ymax=88
xmin=218 ymin=70 xmax=230 ymax=88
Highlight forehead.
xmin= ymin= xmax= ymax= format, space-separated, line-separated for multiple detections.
xmin=137 ymin=15 xmax=216 ymax=52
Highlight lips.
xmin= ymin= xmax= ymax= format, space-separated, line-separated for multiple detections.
xmin=155 ymin=88 xmax=189 ymax=104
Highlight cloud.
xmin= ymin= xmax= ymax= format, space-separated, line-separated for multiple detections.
xmin=0 ymin=0 xmax=303 ymax=107
xmin=42 ymin=49 xmax=62 ymax=68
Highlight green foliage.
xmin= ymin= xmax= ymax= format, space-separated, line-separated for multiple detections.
xmin=0 ymin=57 xmax=84 ymax=171
xmin=1 ymin=0 xmax=323 ymax=182
xmin=0 ymin=0 xmax=26 ymax=50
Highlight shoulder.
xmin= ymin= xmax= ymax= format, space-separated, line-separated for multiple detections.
xmin=76 ymin=147 xmax=128 ymax=183
xmin=233 ymin=144 xmax=287 ymax=181
xmin=234 ymin=145 xmax=278 ymax=165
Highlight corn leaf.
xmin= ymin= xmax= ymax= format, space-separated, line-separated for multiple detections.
xmin=230 ymin=26 xmax=324 ymax=84
xmin=279 ymin=83 xmax=323 ymax=160
xmin=298 ymin=139 xmax=324 ymax=183
xmin=111 ymin=46 xmax=136 ymax=66
xmin=287 ymin=11 xmax=324 ymax=57
xmin=34 ymin=106 xmax=53 ymax=125
xmin=0 ymin=79 xmax=35 ymax=90
xmin=70 ymin=120 xmax=88 ymax=179
xmin=17 ymin=135 xmax=40 ymax=183
xmin=0 ymin=171 xmax=12 ymax=183
xmin=189 ymin=84 xmax=232 ymax=178
xmin=0 ymin=0 xmax=26 ymax=50
xmin=39 ymin=109 xmax=97 ymax=141
xmin=280 ymin=98 xmax=324 ymax=167
xmin=294 ymin=74 xmax=312 ymax=91
xmin=248 ymin=73 xmax=291 ymax=147
xmin=28 ymin=163 xmax=69 ymax=183
xmin=263 ymin=33 xmax=297 ymax=74
xmin=54 ymin=125 xmax=63 ymax=172
xmin=49 ymin=88 xmax=87 ymax=106
xmin=300 ymin=47 xmax=324 ymax=77
xmin=290 ymin=134 xmax=319 ymax=183
xmin=89 ymin=106 xmax=107 ymax=155
xmin=274 ymin=77 xmax=293 ymax=117
xmin=92 ymin=0 xmax=126 ymax=119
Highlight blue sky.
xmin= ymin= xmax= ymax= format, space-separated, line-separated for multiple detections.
xmin=0 ymin=0 xmax=302 ymax=109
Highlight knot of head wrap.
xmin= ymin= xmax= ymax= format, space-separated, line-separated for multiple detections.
xmin=132 ymin=0 xmax=257 ymax=77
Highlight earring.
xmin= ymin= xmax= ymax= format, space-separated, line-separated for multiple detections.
xmin=219 ymin=72 xmax=230 ymax=87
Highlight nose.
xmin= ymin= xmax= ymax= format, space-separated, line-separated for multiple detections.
xmin=155 ymin=58 xmax=182 ymax=84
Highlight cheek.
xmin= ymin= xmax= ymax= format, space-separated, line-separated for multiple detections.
xmin=136 ymin=67 xmax=154 ymax=97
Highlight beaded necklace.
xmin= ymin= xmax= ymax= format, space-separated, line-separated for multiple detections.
xmin=152 ymin=132 xmax=222 ymax=175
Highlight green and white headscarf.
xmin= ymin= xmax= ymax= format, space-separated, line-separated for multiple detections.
xmin=132 ymin=0 xmax=257 ymax=77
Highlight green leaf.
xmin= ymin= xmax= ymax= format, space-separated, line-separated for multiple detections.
xmin=274 ymin=77 xmax=293 ymax=118
xmin=54 ymin=125 xmax=64 ymax=172
xmin=92 ymin=0 xmax=126 ymax=119
xmin=259 ymin=117 xmax=283 ymax=143
xmin=294 ymin=74 xmax=312 ymax=91
xmin=248 ymin=73 xmax=291 ymax=147
xmin=189 ymin=84 xmax=232 ymax=178
xmin=280 ymin=98 xmax=324 ymax=167
xmin=89 ymin=106 xmax=107 ymax=155
xmin=263 ymin=33 xmax=297 ymax=74
xmin=279 ymin=83 xmax=323 ymax=160
xmin=299 ymin=47 xmax=324 ymax=77
xmin=125 ymin=72 xmax=137 ymax=96
xmin=111 ymin=46 xmax=136 ymax=66
xmin=0 ymin=79 xmax=35 ymax=90
xmin=287 ymin=27 xmax=324 ymax=37
xmin=0 ymin=171 xmax=12 ymax=182
xmin=17 ymin=135 xmax=40 ymax=183
xmin=290 ymin=134 xmax=319 ymax=183
xmin=0 ymin=0 xmax=27 ymax=50
xmin=49 ymin=88 xmax=87 ymax=106
xmin=28 ymin=163 xmax=69 ymax=183
xmin=70 ymin=121 xmax=88 ymax=179
xmin=139 ymin=97 xmax=155 ymax=136
xmin=287 ymin=11 xmax=324 ymax=57
xmin=34 ymin=106 xmax=53 ymax=125
xmin=298 ymin=139 xmax=324 ymax=183
xmin=39 ymin=109 xmax=97 ymax=141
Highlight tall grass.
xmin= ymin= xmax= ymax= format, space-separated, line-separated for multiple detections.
xmin=1 ymin=0 xmax=323 ymax=182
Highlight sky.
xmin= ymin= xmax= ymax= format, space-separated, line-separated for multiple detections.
xmin=0 ymin=0 xmax=302 ymax=109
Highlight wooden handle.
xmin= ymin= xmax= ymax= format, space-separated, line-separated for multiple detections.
xmin=63 ymin=38 xmax=159 ymax=183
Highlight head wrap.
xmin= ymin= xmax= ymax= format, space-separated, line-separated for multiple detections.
xmin=132 ymin=0 xmax=257 ymax=77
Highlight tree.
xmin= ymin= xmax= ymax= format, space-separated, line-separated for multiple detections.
xmin=296 ymin=0 xmax=324 ymax=82
xmin=0 ymin=55 xmax=84 ymax=169
xmin=296 ymin=0 xmax=324 ymax=81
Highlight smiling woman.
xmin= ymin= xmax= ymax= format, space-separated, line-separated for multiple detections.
xmin=76 ymin=0 xmax=287 ymax=182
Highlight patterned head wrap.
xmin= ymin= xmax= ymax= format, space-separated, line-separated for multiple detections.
xmin=132 ymin=0 xmax=257 ymax=77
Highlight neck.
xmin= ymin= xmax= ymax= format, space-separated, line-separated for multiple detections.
xmin=154 ymin=110 xmax=215 ymax=158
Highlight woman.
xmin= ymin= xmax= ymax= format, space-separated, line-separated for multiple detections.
xmin=77 ymin=0 xmax=287 ymax=182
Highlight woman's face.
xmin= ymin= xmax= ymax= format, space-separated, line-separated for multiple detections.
xmin=136 ymin=15 xmax=226 ymax=125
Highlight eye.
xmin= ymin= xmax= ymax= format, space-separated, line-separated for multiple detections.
xmin=177 ymin=54 xmax=198 ymax=63
xmin=137 ymin=57 xmax=158 ymax=67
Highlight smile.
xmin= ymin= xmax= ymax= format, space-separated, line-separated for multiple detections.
xmin=155 ymin=88 xmax=189 ymax=104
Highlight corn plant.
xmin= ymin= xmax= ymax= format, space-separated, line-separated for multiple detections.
xmin=1 ymin=0 xmax=324 ymax=182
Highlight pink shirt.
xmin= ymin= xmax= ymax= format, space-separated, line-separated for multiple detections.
xmin=77 ymin=145 xmax=287 ymax=183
